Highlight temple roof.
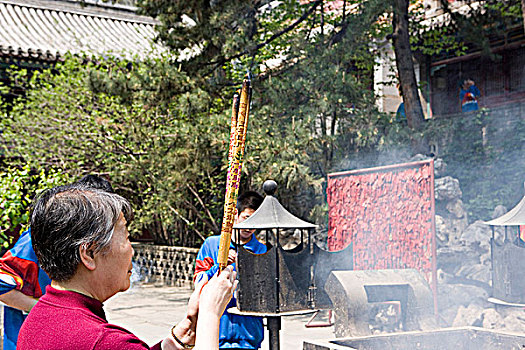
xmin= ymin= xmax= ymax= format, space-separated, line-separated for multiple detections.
xmin=0 ymin=0 xmax=161 ymax=60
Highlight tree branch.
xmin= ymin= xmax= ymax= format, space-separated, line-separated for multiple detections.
xmin=207 ymin=0 xmax=323 ymax=69
xmin=186 ymin=183 xmax=219 ymax=231
xmin=168 ymin=205 xmax=206 ymax=241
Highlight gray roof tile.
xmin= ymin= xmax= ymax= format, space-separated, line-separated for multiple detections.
xmin=0 ymin=0 xmax=162 ymax=60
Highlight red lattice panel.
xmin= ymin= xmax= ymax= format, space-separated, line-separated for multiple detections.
xmin=327 ymin=160 xmax=436 ymax=285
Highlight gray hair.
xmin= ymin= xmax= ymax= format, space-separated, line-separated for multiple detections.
xmin=31 ymin=184 xmax=133 ymax=282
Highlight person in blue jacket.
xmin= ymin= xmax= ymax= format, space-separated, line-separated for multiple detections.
xmin=194 ymin=191 xmax=265 ymax=349
xmin=0 ymin=174 xmax=113 ymax=350
xmin=460 ymin=79 xmax=481 ymax=112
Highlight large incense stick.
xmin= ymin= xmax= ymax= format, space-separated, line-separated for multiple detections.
xmin=228 ymin=91 xmax=240 ymax=164
xmin=218 ymin=76 xmax=252 ymax=270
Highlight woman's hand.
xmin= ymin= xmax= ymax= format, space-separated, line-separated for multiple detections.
xmin=164 ymin=266 xmax=237 ymax=350
xmin=164 ymin=274 xmax=208 ymax=350
xmin=200 ymin=265 xmax=237 ymax=318
xmin=191 ymin=266 xmax=237 ymax=349
xmin=186 ymin=273 xmax=208 ymax=323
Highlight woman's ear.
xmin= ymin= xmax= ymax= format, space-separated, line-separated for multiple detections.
xmin=79 ymin=244 xmax=97 ymax=271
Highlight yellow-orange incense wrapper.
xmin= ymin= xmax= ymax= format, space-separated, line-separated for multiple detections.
xmin=218 ymin=76 xmax=252 ymax=270
xmin=228 ymin=91 xmax=240 ymax=164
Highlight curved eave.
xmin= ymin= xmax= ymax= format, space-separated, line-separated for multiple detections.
xmin=0 ymin=0 xmax=163 ymax=61
xmin=485 ymin=195 xmax=525 ymax=226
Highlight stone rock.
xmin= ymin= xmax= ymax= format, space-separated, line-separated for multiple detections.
xmin=435 ymin=215 xmax=448 ymax=245
xmin=410 ymin=154 xmax=429 ymax=162
xmin=312 ymin=229 xmax=328 ymax=250
xmin=489 ymin=205 xmax=507 ymax=245
xmin=434 ymin=198 xmax=469 ymax=244
xmin=491 ymin=205 xmax=508 ymax=219
xmin=435 ymin=214 xmax=468 ymax=246
xmin=460 ymin=220 xmax=492 ymax=253
xmin=434 ymin=158 xmax=447 ymax=178
xmin=451 ymin=219 xmax=469 ymax=244
xmin=452 ymin=304 xmax=484 ymax=327
xmin=482 ymin=308 xmax=505 ymax=329
xmin=438 ymin=283 xmax=488 ymax=309
xmin=446 ymin=199 xmax=468 ymax=220
xmin=439 ymin=306 xmax=460 ymax=327
xmin=480 ymin=251 xmax=492 ymax=268
xmin=456 ymin=264 xmax=491 ymax=285
xmin=498 ymin=307 xmax=525 ymax=319
xmin=502 ymin=310 xmax=525 ymax=332
xmin=435 ymin=176 xmax=462 ymax=201
xmin=437 ymin=246 xmax=480 ymax=275
xmin=436 ymin=269 xmax=454 ymax=285
xmin=492 ymin=227 xmax=505 ymax=246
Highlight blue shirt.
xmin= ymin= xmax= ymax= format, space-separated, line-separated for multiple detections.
xmin=460 ymin=85 xmax=481 ymax=112
xmin=195 ymin=235 xmax=267 ymax=349
xmin=0 ymin=229 xmax=51 ymax=350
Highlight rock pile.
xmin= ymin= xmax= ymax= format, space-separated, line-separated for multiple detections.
xmin=434 ymin=159 xmax=525 ymax=332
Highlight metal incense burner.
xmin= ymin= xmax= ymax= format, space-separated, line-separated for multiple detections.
xmin=485 ymin=182 xmax=525 ymax=306
xmin=230 ymin=180 xmax=352 ymax=350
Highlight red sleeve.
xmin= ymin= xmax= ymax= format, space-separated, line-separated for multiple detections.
xmin=150 ymin=342 xmax=162 ymax=350
xmin=193 ymin=238 xmax=218 ymax=281
xmin=0 ymin=251 xmax=40 ymax=297
xmin=194 ymin=257 xmax=214 ymax=277
xmin=95 ymin=324 xmax=162 ymax=349
xmin=0 ymin=230 xmax=44 ymax=297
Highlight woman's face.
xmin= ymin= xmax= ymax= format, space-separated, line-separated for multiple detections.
xmin=95 ymin=212 xmax=134 ymax=299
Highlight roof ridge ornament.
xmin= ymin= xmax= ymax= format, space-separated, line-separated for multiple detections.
xmin=263 ymin=180 xmax=277 ymax=196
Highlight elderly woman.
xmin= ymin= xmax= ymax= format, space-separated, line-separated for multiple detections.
xmin=18 ymin=184 xmax=235 ymax=350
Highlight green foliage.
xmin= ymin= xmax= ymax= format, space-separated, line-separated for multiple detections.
xmin=1 ymin=54 xmax=229 ymax=246
xmin=0 ymin=1 xmax=396 ymax=243
xmin=0 ymin=165 xmax=69 ymax=247
xmin=382 ymin=108 xmax=525 ymax=222
xmin=412 ymin=0 xmax=522 ymax=57
xmin=3 ymin=0 xmax=519 ymax=247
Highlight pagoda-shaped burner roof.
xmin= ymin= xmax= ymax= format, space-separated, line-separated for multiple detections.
xmin=233 ymin=180 xmax=317 ymax=230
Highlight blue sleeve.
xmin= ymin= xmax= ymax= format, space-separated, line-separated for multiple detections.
xmin=195 ymin=237 xmax=220 ymax=281
xmin=469 ymin=85 xmax=481 ymax=97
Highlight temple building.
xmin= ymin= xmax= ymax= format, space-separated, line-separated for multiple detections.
xmin=376 ymin=0 xmax=525 ymax=118
xmin=0 ymin=0 xmax=159 ymax=61
xmin=0 ymin=0 xmax=160 ymax=102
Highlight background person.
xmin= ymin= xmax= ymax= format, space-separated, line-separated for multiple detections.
xmin=395 ymin=83 xmax=407 ymax=125
xmin=18 ymin=184 xmax=236 ymax=350
xmin=460 ymin=78 xmax=481 ymax=112
xmin=194 ymin=191 xmax=266 ymax=350
xmin=0 ymin=174 xmax=113 ymax=350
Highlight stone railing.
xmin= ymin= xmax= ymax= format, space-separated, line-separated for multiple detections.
xmin=132 ymin=243 xmax=199 ymax=286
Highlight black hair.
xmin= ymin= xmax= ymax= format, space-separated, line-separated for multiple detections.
xmin=76 ymin=175 xmax=114 ymax=193
xmin=31 ymin=184 xmax=132 ymax=282
xmin=236 ymin=191 xmax=263 ymax=214
xmin=458 ymin=78 xmax=473 ymax=88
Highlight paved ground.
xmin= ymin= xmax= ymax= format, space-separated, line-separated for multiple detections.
xmin=105 ymin=283 xmax=336 ymax=349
